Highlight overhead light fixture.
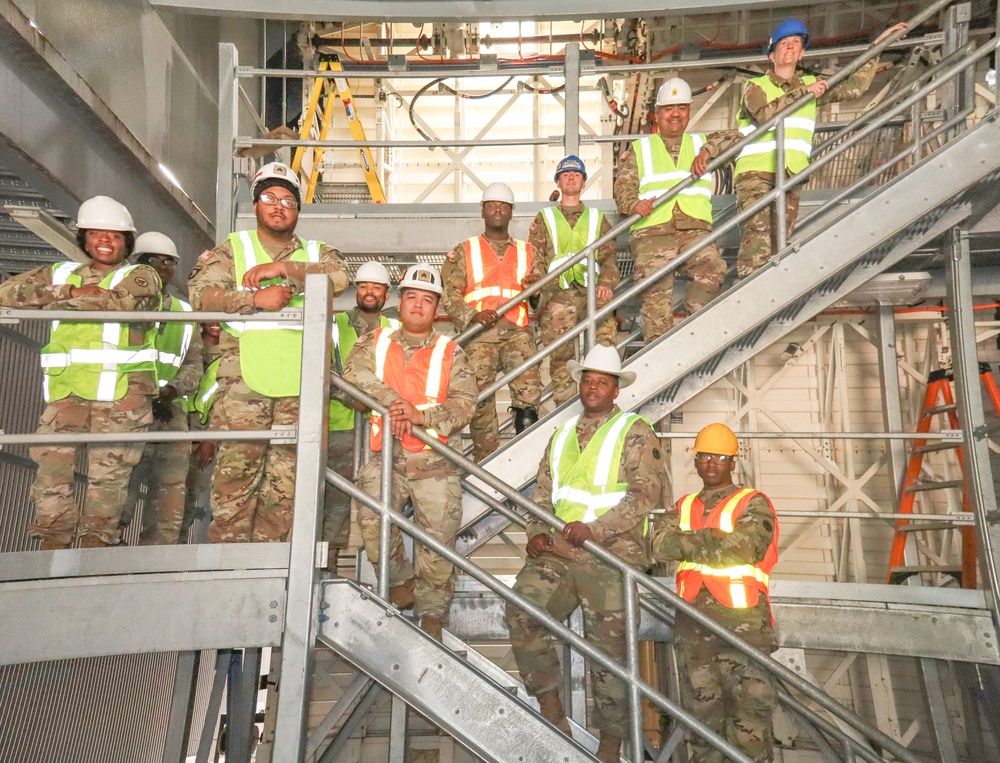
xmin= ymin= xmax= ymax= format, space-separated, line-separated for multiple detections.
xmin=4 ymin=204 xmax=84 ymax=263
xmin=838 ymin=272 xmax=932 ymax=306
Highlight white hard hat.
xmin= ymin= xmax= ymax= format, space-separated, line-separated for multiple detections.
xmin=251 ymin=162 xmax=301 ymax=197
xmin=481 ymin=182 xmax=515 ymax=207
xmin=134 ymin=231 xmax=179 ymax=259
xmin=567 ymin=344 xmax=636 ymax=387
xmin=76 ymin=195 xmax=136 ymax=232
xmin=398 ymin=264 xmax=443 ymax=296
xmin=655 ymin=78 xmax=693 ymax=107
xmin=354 ymin=260 xmax=392 ymax=286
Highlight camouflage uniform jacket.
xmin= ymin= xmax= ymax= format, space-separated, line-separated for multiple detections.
xmin=614 ymin=131 xmax=743 ymax=237
xmin=187 ymin=233 xmax=348 ymax=379
xmin=739 ymin=61 xmax=879 ymax=179
xmin=343 ymin=327 xmax=478 ymax=479
xmin=527 ymin=405 xmax=667 ymax=567
xmin=441 ymin=233 xmax=534 ymax=340
xmin=527 ymin=203 xmax=620 ymax=307
xmin=0 ymin=261 xmax=162 ymax=394
xmin=161 ymin=293 xmax=205 ymax=400
xmin=330 ymin=306 xmax=390 ymax=408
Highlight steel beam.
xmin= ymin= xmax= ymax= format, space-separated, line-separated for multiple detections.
xmin=217 ymin=43 xmax=238 ymax=236
xmin=162 ymin=652 xmax=200 ymax=763
xmin=564 ymin=44 xmax=580 ymax=156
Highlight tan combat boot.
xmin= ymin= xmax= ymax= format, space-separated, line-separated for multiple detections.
xmin=39 ymin=538 xmax=71 ymax=550
xmin=419 ymin=617 xmax=444 ymax=641
xmin=535 ymin=689 xmax=572 ymax=733
xmin=324 ymin=547 xmax=340 ymax=574
xmin=595 ymin=733 xmax=622 ymax=762
xmin=79 ymin=535 xmax=111 ymax=548
xmin=388 ymin=579 xmax=415 ymax=610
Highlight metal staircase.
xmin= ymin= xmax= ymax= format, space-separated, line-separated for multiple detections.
xmin=456 ymin=109 xmax=1000 ymax=555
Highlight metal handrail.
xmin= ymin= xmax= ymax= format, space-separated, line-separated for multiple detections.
xmin=327 ymin=365 xmax=919 ymax=763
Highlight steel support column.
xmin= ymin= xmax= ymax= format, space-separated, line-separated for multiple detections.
xmin=564 ymin=43 xmax=580 ymax=156
xmin=162 ymin=651 xmax=200 ymax=763
xmin=217 ymin=43 xmax=239 ymax=236
xmin=272 ymin=273 xmax=333 ymax=761
xmin=946 ymin=226 xmax=1000 ymax=631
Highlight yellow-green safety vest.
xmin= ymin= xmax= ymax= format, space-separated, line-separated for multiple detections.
xmin=630 ymin=133 xmax=713 ymax=232
xmin=734 ymin=73 xmax=817 ymax=177
xmin=222 ymin=230 xmax=322 ymax=398
xmin=154 ymin=296 xmax=195 ymax=388
xmin=329 ymin=311 xmax=400 ymax=431
xmin=40 ymin=262 xmax=161 ymax=403
xmin=549 ymin=410 xmax=650 ymax=531
xmin=540 ymin=206 xmax=603 ymax=289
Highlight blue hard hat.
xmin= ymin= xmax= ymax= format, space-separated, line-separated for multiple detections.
xmin=768 ymin=19 xmax=809 ymax=55
xmin=554 ymin=155 xmax=587 ymax=182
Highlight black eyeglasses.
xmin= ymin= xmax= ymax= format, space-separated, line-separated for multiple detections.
xmin=258 ymin=192 xmax=299 ymax=210
xmin=694 ymin=453 xmax=734 ymax=463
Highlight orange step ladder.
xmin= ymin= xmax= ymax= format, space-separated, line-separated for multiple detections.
xmin=886 ymin=364 xmax=1000 ymax=587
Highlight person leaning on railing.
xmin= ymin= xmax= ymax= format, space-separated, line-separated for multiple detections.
xmin=343 ymin=264 xmax=478 ymax=641
xmin=0 ymin=196 xmax=162 ymax=549
xmin=505 ymin=344 xmax=667 ymax=763
xmin=650 ymin=423 xmax=780 ymax=762
xmin=187 ymin=161 xmax=349 ymax=544
xmin=734 ymin=18 xmax=908 ymax=278
xmin=614 ymin=77 xmax=743 ymax=343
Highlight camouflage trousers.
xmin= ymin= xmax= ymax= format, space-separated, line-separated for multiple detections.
xmin=353 ymin=454 xmax=463 ymax=621
xmin=208 ymin=376 xmax=299 ymax=543
xmin=672 ymin=592 xmax=777 ymax=762
xmin=136 ymin=407 xmax=191 ymax=545
xmin=466 ymin=330 xmax=542 ymax=462
xmin=29 ymin=390 xmax=153 ymax=546
xmin=324 ymin=429 xmax=357 ymax=550
xmin=735 ymin=172 xmax=801 ymax=279
xmin=538 ymin=291 xmax=618 ymax=406
xmin=505 ymin=553 xmax=631 ymax=738
xmin=182 ymin=439 xmax=214 ymax=544
xmin=629 ymin=227 xmax=726 ymax=342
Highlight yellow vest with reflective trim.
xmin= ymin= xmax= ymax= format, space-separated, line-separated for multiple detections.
xmin=329 ymin=311 xmax=400 ymax=431
xmin=222 ymin=230 xmax=322 ymax=398
xmin=550 ymin=411 xmax=650 ymax=532
xmin=540 ymin=207 xmax=603 ymax=289
xmin=154 ymin=296 xmax=195 ymax=387
xmin=735 ymin=74 xmax=817 ymax=176
xmin=630 ymin=133 xmax=713 ymax=231
xmin=40 ymin=262 xmax=161 ymax=403
xmin=181 ymin=356 xmax=221 ymax=424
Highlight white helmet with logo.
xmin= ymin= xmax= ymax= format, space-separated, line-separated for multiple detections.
xmin=398 ymin=264 xmax=443 ymax=295
xmin=354 ymin=261 xmax=392 ymax=286
xmin=134 ymin=231 xmax=179 ymax=259
xmin=655 ymin=77 xmax=693 ymax=106
xmin=76 ymin=195 xmax=136 ymax=232
xmin=481 ymin=182 xmax=515 ymax=207
xmin=251 ymin=162 xmax=302 ymax=198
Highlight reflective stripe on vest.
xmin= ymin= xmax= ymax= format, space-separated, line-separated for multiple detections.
xmin=42 ymin=263 xmax=160 ymax=402
xmin=541 ymin=207 xmax=603 ymax=289
xmin=155 ymin=297 xmax=195 ymax=387
xmin=673 ymin=488 xmax=779 ymax=614
xmin=223 ymin=230 xmax=322 ymax=397
xmin=630 ymin=133 xmax=713 ymax=231
xmin=329 ymin=312 xmax=400 ymax=431
xmin=550 ymin=411 xmax=648 ymax=526
xmin=735 ymin=74 xmax=817 ymax=177
xmin=193 ymin=357 xmax=221 ymax=424
xmin=368 ymin=328 xmax=456 ymax=452
xmin=462 ymin=237 xmax=532 ymax=328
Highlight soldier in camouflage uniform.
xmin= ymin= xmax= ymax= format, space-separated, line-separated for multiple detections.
xmin=345 ymin=265 xmax=477 ymax=640
xmin=441 ymin=182 xmax=542 ymax=462
xmin=127 ymin=234 xmax=206 ymax=545
xmin=525 ymin=155 xmax=620 ymax=405
xmin=614 ymin=78 xmax=743 ymax=342
xmin=505 ymin=345 xmax=666 ymax=763
xmin=735 ymin=20 xmax=908 ymax=277
xmin=650 ymin=423 xmax=780 ymax=762
xmin=0 ymin=196 xmax=161 ymax=549
xmin=188 ymin=162 xmax=348 ymax=543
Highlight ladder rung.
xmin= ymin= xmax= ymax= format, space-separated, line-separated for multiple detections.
xmin=895 ymin=521 xmax=965 ymax=533
xmin=906 ymin=479 xmax=964 ymax=493
xmin=888 ymin=565 xmax=964 ymax=585
xmin=914 ymin=442 xmax=961 ymax=454
xmin=924 ymin=403 xmax=957 ymax=416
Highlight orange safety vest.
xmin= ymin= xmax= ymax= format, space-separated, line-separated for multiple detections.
xmin=369 ymin=327 xmax=457 ymax=453
xmin=462 ymin=236 xmax=533 ymax=328
xmin=674 ymin=488 xmax=779 ymax=619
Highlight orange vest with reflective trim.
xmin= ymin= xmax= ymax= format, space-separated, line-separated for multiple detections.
xmin=369 ymin=328 xmax=457 ymax=453
xmin=674 ymin=488 xmax=779 ymax=618
xmin=462 ymin=236 xmax=533 ymax=328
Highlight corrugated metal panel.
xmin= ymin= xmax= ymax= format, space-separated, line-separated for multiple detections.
xmin=0 ymin=652 xmax=176 ymax=763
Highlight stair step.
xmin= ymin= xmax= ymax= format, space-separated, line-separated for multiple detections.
xmin=905 ymin=479 xmax=964 ymax=493
xmin=913 ymin=442 xmax=962 ymax=454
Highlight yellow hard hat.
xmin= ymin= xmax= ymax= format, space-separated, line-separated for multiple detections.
xmin=693 ymin=423 xmax=739 ymax=457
